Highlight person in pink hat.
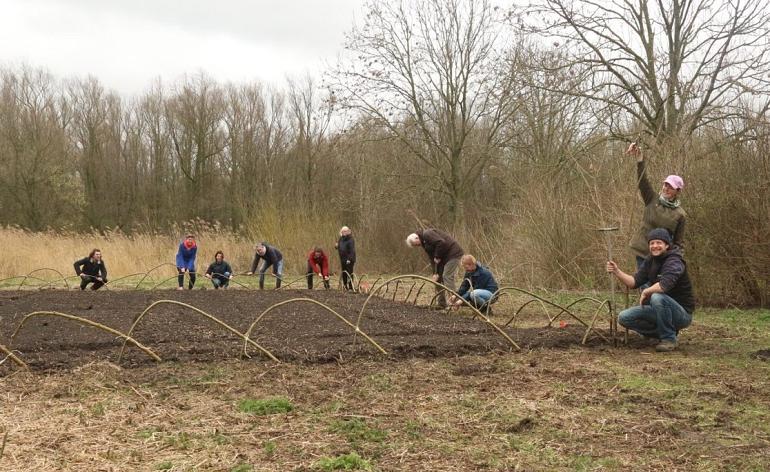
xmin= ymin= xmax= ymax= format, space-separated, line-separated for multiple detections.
xmin=625 ymin=143 xmax=687 ymax=268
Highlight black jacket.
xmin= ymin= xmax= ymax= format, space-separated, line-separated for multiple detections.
xmin=337 ymin=235 xmax=356 ymax=263
xmin=634 ymin=246 xmax=695 ymax=314
xmin=251 ymin=245 xmax=283 ymax=273
xmin=206 ymin=261 xmax=233 ymax=280
xmin=74 ymin=257 xmax=107 ymax=279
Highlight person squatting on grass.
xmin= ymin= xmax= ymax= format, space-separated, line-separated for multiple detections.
xmin=626 ymin=142 xmax=687 ymax=269
xmin=176 ymin=234 xmax=198 ymax=290
xmin=74 ymin=249 xmax=108 ymax=290
xmin=406 ymin=228 xmax=464 ymax=308
xmin=247 ymin=242 xmax=283 ymax=289
xmin=449 ymin=255 xmax=499 ymax=314
xmin=204 ymin=250 xmax=233 ymax=289
xmin=607 ymin=228 xmax=695 ymax=352
xmin=307 ymin=247 xmax=330 ymax=289
xmin=335 ymin=226 xmax=356 ymax=291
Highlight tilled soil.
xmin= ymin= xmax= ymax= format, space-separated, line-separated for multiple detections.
xmin=0 ymin=290 xmax=614 ymax=372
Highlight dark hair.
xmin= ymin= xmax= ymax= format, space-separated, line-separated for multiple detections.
xmin=89 ymin=248 xmax=101 ymax=259
xmin=215 ymin=250 xmax=224 ymax=259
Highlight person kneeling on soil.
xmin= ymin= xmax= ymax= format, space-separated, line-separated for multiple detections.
xmin=247 ymin=242 xmax=284 ymax=289
xmin=74 ymin=249 xmax=108 ymax=290
xmin=606 ymin=228 xmax=695 ymax=352
xmin=307 ymin=247 xmax=330 ymax=289
xmin=449 ymin=255 xmax=498 ymax=314
xmin=204 ymin=250 xmax=233 ymax=289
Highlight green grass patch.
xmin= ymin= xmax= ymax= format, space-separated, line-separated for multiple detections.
xmin=155 ymin=461 xmax=173 ymax=470
xmin=315 ymin=452 xmax=372 ymax=471
xmin=263 ymin=440 xmax=277 ymax=456
xmin=238 ymin=397 xmax=294 ymax=416
xmin=163 ymin=431 xmax=192 ymax=450
xmin=230 ymin=464 xmax=253 ymax=472
xmin=329 ymin=417 xmax=388 ymax=444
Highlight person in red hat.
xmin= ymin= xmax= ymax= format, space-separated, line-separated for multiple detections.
xmin=625 ymin=143 xmax=687 ymax=268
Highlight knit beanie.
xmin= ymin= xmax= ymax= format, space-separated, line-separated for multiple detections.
xmin=647 ymin=228 xmax=672 ymax=246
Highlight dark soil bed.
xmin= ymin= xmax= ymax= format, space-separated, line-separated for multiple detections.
xmin=0 ymin=290 xmax=616 ymax=372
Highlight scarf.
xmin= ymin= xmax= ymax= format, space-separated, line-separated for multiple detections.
xmin=658 ymin=195 xmax=681 ymax=209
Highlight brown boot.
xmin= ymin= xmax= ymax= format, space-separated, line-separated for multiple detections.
xmin=655 ymin=339 xmax=678 ymax=352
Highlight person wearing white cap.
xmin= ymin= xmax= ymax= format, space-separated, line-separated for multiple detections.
xmin=625 ymin=143 xmax=687 ymax=268
xmin=406 ymin=228 xmax=464 ymax=308
xmin=335 ymin=226 xmax=356 ymax=291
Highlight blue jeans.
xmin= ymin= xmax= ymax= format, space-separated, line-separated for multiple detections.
xmin=463 ymin=289 xmax=494 ymax=308
xmin=211 ymin=277 xmax=229 ymax=289
xmin=618 ymin=293 xmax=692 ymax=342
xmin=260 ymin=260 xmax=284 ymax=289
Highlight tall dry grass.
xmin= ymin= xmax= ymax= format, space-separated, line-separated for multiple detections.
xmin=0 ymin=212 xmax=346 ymax=279
xmin=0 ymin=139 xmax=766 ymax=306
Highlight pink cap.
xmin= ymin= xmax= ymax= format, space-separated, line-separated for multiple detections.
xmin=663 ymin=175 xmax=684 ymax=190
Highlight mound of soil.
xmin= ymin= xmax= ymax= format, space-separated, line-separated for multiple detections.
xmin=0 ymin=290 xmax=610 ymax=372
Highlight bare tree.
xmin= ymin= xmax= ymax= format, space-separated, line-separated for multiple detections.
xmin=224 ymin=82 xmax=289 ymax=227
xmin=165 ymin=74 xmax=227 ymax=220
xmin=286 ymin=75 xmax=334 ymax=211
xmin=333 ymin=0 xmax=519 ymax=227
xmin=516 ymin=0 xmax=770 ymax=141
xmin=0 ymin=67 xmax=76 ymax=229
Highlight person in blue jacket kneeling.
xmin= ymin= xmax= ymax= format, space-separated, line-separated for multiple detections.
xmin=449 ymin=254 xmax=499 ymax=313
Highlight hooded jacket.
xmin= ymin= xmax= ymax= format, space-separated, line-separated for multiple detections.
xmin=634 ymin=246 xmax=695 ymax=314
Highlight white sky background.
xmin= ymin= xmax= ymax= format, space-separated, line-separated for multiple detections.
xmin=0 ymin=0 xmax=364 ymax=95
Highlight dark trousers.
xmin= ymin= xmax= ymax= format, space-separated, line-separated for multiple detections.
xmin=307 ymin=264 xmax=330 ymax=289
xmin=178 ymin=270 xmax=196 ymax=289
xmin=340 ymin=260 xmax=355 ymax=290
xmin=80 ymin=276 xmax=105 ymax=290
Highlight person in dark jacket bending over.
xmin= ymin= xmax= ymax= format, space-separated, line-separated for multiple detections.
xmin=74 ymin=249 xmax=108 ymax=290
xmin=626 ymin=142 xmax=686 ymax=268
xmin=176 ymin=234 xmax=198 ymax=290
xmin=406 ymin=228 xmax=464 ymax=308
xmin=607 ymin=228 xmax=695 ymax=352
xmin=335 ymin=226 xmax=356 ymax=291
xmin=449 ymin=255 xmax=499 ymax=313
xmin=307 ymin=247 xmax=330 ymax=289
xmin=247 ymin=242 xmax=283 ymax=289
xmin=204 ymin=250 xmax=233 ymax=289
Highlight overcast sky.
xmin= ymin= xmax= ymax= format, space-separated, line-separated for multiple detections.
xmin=0 ymin=0 xmax=363 ymax=95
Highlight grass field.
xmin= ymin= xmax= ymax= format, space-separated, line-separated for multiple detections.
xmin=1 ymin=302 xmax=769 ymax=471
